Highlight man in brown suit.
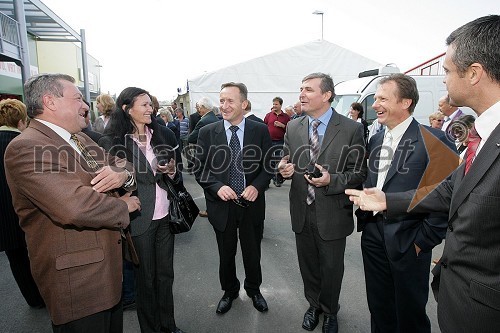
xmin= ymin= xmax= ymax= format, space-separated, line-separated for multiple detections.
xmin=4 ymin=73 xmax=141 ymax=332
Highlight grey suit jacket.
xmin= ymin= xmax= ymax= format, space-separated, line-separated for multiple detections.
xmin=283 ymin=109 xmax=367 ymax=240
xmin=386 ymin=123 xmax=500 ymax=332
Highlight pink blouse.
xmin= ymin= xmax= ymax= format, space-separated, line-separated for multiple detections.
xmin=133 ymin=128 xmax=169 ymax=220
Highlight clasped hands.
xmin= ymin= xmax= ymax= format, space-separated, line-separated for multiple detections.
xmin=217 ymin=185 xmax=258 ymax=202
xmin=277 ymin=155 xmax=330 ymax=187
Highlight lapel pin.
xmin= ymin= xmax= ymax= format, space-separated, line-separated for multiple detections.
xmin=497 ymin=143 xmax=500 ymax=147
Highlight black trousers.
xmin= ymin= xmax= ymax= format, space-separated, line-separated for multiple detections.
xmin=214 ymin=202 xmax=263 ymax=297
xmin=5 ymin=247 xmax=44 ymax=307
xmin=133 ymin=217 xmax=176 ymax=333
xmin=52 ymin=301 xmax=122 ymax=333
xmin=295 ymin=203 xmax=346 ymax=315
xmin=361 ymin=220 xmax=431 ymax=333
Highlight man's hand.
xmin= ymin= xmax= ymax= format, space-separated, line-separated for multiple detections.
xmin=345 ymin=188 xmax=387 ymax=212
xmin=274 ymin=120 xmax=285 ymax=128
xmin=278 ymin=155 xmax=294 ymax=178
xmin=119 ymin=192 xmax=141 ymax=213
xmin=217 ymin=185 xmax=238 ymax=201
xmin=91 ymin=166 xmax=128 ymax=193
xmin=304 ymin=163 xmax=330 ymax=187
xmin=241 ymin=185 xmax=258 ymax=202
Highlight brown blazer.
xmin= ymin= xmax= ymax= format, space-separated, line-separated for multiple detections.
xmin=4 ymin=120 xmax=133 ymax=325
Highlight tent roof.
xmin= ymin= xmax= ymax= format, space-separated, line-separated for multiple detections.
xmin=188 ymin=40 xmax=382 ymax=93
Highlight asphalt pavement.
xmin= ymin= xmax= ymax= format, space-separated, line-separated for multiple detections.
xmin=0 ymin=172 xmax=443 ymax=332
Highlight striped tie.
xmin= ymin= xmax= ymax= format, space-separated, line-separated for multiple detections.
xmin=71 ymin=134 xmax=99 ymax=170
xmin=306 ymin=119 xmax=321 ymax=205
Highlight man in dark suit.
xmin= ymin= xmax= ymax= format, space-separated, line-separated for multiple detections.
xmin=4 ymin=73 xmax=141 ymax=331
xmin=189 ymin=97 xmax=219 ymax=217
xmin=358 ymin=74 xmax=454 ymax=333
xmin=243 ymin=100 xmax=264 ymax=123
xmin=194 ymin=82 xmax=273 ymax=315
xmin=347 ymin=15 xmax=500 ymax=333
xmin=185 ymin=104 xmax=201 ymax=173
xmin=278 ymin=73 xmax=366 ymax=333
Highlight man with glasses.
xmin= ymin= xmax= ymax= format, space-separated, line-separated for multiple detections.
xmin=4 ymin=73 xmax=141 ymax=332
xmin=194 ymin=82 xmax=273 ymax=315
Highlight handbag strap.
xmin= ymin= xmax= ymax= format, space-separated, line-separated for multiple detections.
xmin=164 ymin=174 xmax=181 ymax=200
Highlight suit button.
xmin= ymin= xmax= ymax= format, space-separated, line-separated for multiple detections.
xmin=441 ymin=261 xmax=447 ymax=268
xmin=448 ymin=225 xmax=453 ymax=232
xmin=118 ymin=239 xmax=121 ymax=244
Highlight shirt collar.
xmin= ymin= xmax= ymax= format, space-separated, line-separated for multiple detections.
xmin=307 ymin=107 xmax=333 ymax=126
xmin=37 ymin=119 xmax=72 ymax=143
xmin=0 ymin=125 xmax=21 ymax=133
xmin=386 ymin=116 xmax=413 ymax=141
xmin=474 ymin=100 xmax=500 ymax=142
xmin=224 ymin=118 xmax=245 ymax=132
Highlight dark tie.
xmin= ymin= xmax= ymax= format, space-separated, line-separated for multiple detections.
xmin=228 ymin=126 xmax=245 ymax=196
xmin=71 ymin=134 xmax=139 ymax=265
xmin=464 ymin=125 xmax=481 ymax=175
xmin=306 ymin=119 xmax=321 ymax=205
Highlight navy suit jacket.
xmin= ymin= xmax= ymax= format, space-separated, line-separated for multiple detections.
xmin=194 ymin=119 xmax=273 ymax=232
xmin=363 ymin=119 xmax=455 ymax=259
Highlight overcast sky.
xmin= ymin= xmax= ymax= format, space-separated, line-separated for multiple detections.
xmin=41 ymin=0 xmax=498 ymax=101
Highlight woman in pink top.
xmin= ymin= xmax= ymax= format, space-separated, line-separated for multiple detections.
xmin=99 ymin=87 xmax=184 ymax=333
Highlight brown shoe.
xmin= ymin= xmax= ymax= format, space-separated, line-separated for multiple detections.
xmin=199 ymin=210 xmax=208 ymax=217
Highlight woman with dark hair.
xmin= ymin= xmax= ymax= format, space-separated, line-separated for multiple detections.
xmin=99 ymin=87 xmax=184 ymax=333
xmin=349 ymin=102 xmax=369 ymax=143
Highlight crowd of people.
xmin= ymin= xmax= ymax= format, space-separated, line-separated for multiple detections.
xmin=0 ymin=14 xmax=499 ymax=333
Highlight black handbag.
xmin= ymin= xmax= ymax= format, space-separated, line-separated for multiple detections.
xmin=164 ymin=176 xmax=199 ymax=234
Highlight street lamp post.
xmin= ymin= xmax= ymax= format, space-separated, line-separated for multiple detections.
xmin=312 ymin=10 xmax=324 ymax=41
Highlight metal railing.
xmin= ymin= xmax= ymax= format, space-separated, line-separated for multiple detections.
xmin=1 ymin=11 xmax=21 ymax=54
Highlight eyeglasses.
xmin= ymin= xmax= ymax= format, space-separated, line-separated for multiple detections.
xmin=232 ymin=197 xmax=249 ymax=208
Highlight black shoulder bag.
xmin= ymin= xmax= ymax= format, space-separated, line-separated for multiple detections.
xmin=164 ymin=176 xmax=199 ymax=234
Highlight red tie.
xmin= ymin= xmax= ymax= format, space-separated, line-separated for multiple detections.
xmin=464 ymin=125 xmax=481 ymax=175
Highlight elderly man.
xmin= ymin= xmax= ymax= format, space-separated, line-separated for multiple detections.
xmin=4 ymin=73 xmax=141 ymax=332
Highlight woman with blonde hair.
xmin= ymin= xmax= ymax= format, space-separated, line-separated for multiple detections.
xmin=93 ymin=93 xmax=115 ymax=133
xmin=0 ymin=99 xmax=45 ymax=308
xmin=428 ymin=111 xmax=445 ymax=129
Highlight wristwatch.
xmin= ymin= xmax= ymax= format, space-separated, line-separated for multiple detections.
xmin=123 ymin=169 xmax=135 ymax=189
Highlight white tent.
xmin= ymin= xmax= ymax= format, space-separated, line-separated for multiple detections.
xmin=187 ymin=40 xmax=382 ymax=119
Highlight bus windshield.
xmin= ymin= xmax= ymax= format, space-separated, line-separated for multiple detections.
xmin=331 ymin=94 xmax=360 ymax=117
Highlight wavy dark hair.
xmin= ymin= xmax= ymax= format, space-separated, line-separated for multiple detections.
xmin=103 ymin=87 xmax=159 ymax=145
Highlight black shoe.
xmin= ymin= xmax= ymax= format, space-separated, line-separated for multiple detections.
xmin=302 ymin=306 xmax=323 ymax=331
xmin=216 ymin=295 xmax=237 ymax=314
xmin=251 ymin=293 xmax=268 ymax=312
xmin=322 ymin=314 xmax=338 ymax=333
